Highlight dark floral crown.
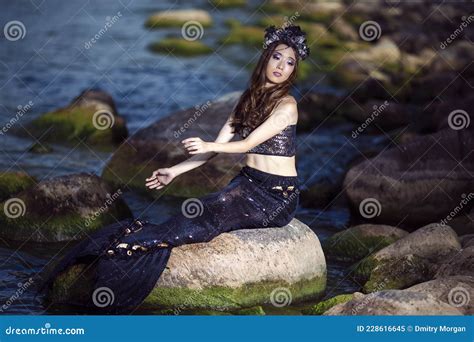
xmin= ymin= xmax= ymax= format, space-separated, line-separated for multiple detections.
xmin=263 ymin=25 xmax=310 ymax=60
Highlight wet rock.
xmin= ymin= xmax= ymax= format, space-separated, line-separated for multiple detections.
xmin=0 ymin=173 xmax=132 ymax=242
xmin=16 ymin=89 xmax=128 ymax=148
xmin=353 ymin=223 xmax=461 ymax=291
xmin=407 ymin=275 xmax=474 ymax=315
xmin=323 ymin=224 xmax=408 ymax=262
xmin=435 ymin=246 xmax=474 ymax=278
xmin=323 ymin=290 xmax=463 ymax=315
xmin=145 ymin=9 xmax=212 ymax=28
xmin=343 ymin=127 xmax=474 ymax=230
xmin=50 ymin=219 xmax=327 ymax=310
xmin=0 ymin=171 xmax=36 ymax=202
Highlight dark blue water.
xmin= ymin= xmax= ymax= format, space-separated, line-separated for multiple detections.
xmin=0 ymin=0 xmax=385 ymax=314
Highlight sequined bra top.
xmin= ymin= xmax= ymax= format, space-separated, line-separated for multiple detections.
xmin=240 ymin=124 xmax=297 ymax=157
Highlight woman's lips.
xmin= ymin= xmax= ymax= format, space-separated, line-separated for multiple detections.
xmin=273 ymin=71 xmax=282 ymax=77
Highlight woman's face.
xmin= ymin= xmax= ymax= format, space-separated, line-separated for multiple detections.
xmin=265 ymin=43 xmax=296 ymax=84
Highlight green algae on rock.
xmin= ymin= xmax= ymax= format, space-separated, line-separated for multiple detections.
xmin=323 ymin=224 xmax=408 ymax=262
xmin=149 ymin=38 xmax=212 ymax=57
xmin=145 ymin=9 xmax=212 ymax=28
xmin=302 ymin=293 xmax=354 ymax=315
xmin=0 ymin=171 xmax=36 ymax=202
xmin=0 ymin=173 xmax=132 ymax=242
xmin=16 ymin=89 xmax=127 ymax=149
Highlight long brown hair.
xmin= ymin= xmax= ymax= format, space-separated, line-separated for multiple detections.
xmin=230 ymin=41 xmax=299 ymax=137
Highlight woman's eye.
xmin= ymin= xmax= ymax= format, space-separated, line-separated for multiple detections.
xmin=287 ymin=61 xmax=294 ymax=66
xmin=273 ymin=54 xmax=280 ymax=60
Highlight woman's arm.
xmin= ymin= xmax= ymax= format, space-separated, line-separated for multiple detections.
xmin=182 ymin=100 xmax=297 ymax=155
xmin=172 ymin=112 xmax=236 ymax=176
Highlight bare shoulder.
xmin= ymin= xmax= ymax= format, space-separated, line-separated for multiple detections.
xmin=274 ymin=95 xmax=298 ymax=124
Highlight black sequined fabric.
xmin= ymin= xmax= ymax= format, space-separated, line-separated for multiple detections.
xmin=37 ymin=166 xmax=299 ymax=313
xmin=242 ymin=124 xmax=296 ymax=156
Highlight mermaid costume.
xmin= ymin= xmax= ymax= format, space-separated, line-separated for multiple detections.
xmin=37 ymin=123 xmax=300 ymax=313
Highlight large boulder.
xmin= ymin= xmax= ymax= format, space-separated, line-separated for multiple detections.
xmin=343 ymin=127 xmax=474 ymax=231
xmin=435 ymin=246 xmax=474 ymax=279
xmin=50 ymin=219 xmax=327 ymax=310
xmin=323 ymin=290 xmax=463 ymax=315
xmin=353 ymin=223 xmax=461 ymax=292
xmin=323 ymin=224 xmax=408 ymax=262
xmin=14 ymin=89 xmax=128 ymax=148
xmin=102 ymin=92 xmax=245 ymax=199
xmin=0 ymin=173 xmax=132 ymax=242
xmin=407 ymin=276 xmax=474 ymax=315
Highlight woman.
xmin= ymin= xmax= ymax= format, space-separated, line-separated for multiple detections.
xmin=38 ymin=25 xmax=310 ymax=313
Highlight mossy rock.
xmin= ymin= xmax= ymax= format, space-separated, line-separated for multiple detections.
xmin=48 ymin=220 xmax=327 ymax=310
xmin=302 ymin=293 xmax=354 ymax=315
xmin=220 ymin=24 xmax=263 ymax=47
xmin=145 ymin=10 xmax=213 ymax=29
xmin=24 ymin=106 xmax=127 ymax=149
xmin=209 ymin=0 xmax=246 ymax=9
xmin=363 ymin=254 xmax=435 ymax=293
xmin=0 ymin=171 xmax=36 ymax=202
xmin=149 ymin=38 xmax=212 ymax=57
xmin=323 ymin=224 xmax=408 ymax=262
xmin=0 ymin=173 xmax=132 ymax=242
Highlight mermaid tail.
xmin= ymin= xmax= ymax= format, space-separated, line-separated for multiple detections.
xmin=36 ymin=218 xmax=174 ymax=314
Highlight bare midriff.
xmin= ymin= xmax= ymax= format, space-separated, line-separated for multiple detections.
xmin=245 ymin=153 xmax=297 ymax=177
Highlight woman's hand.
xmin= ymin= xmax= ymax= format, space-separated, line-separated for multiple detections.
xmin=145 ymin=168 xmax=176 ymax=190
xmin=181 ymin=137 xmax=213 ymax=155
